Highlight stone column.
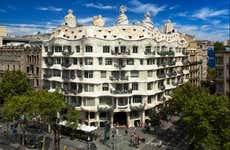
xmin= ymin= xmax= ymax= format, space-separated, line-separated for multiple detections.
xmin=96 ymin=112 xmax=99 ymax=127
xmin=110 ymin=112 xmax=114 ymax=128
xmin=116 ymin=98 xmax=118 ymax=109
xmin=141 ymin=111 xmax=145 ymax=128
xmin=126 ymin=112 xmax=130 ymax=127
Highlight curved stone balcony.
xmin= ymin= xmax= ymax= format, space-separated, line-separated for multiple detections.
xmin=157 ymin=51 xmax=167 ymax=57
xmin=167 ymin=70 xmax=177 ymax=77
xmin=157 ymin=62 xmax=166 ymax=67
xmin=182 ymin=59 xmax=190 ymax=65
xmin=117 ymin=105 xmax=129 ymax=110
xmin=110 ymin=89 xmax=132 ymax=94
xmin=114 ymin=63 xmax=126 ymax=68
xmin=144 ymin=51 xmax=155 ymax=55
xmin=81 ymin=106 xmax=97 ymax=112
xmin=47 ymin=51 xmax=54 ymax=56
xmin=167 ymin=50 xmax=175 ymax=56
xmin=111 ymin=50 xmax=130 ymax=55
xmin=168 ymin=61 xmax=176 ymax=66
xmin=97 ymin=104 xmax=114 ymax=112
xmin=130 ymin=103 xmax=145 ymax=110
xmin=157 ymin=73 xmax=166 ymax=79
xmin=177 ymin=69 xmax=183 ymax=75
xmin=158 ymin=84 xmax=165 ymax=90
xmin=61 ymin=62 xmax=72 ymax=68
xmin=62 ymin=50 xmax=74 ymax=56
xmin=182 ymin=50 xmax=189 ymax=55
xmin=109 ymin=76 xmax=129 ymax=82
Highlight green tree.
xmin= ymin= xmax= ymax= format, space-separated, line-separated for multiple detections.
xmin=149 ymin=109 xmax=160 ymax=126
xmin=168 ymin=83 xmax=230 ymax=150
xmin=0 ymin=70 xmax=32 ymax=102
xmin=207 ymin=68 xmax=216 ymax=81
xmin=32 ymin=90 xmax=66 ymax=150
xmin=65 ymin=107 xmax=80 ymax=129
xmin=2 ymin=94 xmax=35 ymax=145
xmin=2 ymin=89 xmax=67 ymax=149
xmin=214 ymin=42 xmax=224 ymax=52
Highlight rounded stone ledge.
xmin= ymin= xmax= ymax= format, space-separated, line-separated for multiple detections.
xmin=49 ymin=25 xmax=187 ymax=46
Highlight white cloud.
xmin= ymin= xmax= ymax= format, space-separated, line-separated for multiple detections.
xmin=7 ymin=27 xmax=52 ymax=35
xmin=128 ymin=0 xmax=166 ymax=16
xmin=192 ymin=7 xmax=228 ymax=20
xmin=200 ymin=25 xmax=210 ymax=31
xmin=84 ymin=3 xmax=115 ymax=10
xmin=211 ymin=20 xmax=221 ymax=25
xmin=78 ymin=17 xmax=113 ymax=25
xmin=177 ymin=12 xmax=188 ymax=17
xmin=169 ymin=5 xmax=179 ymax=10
xmin=175 ymin=23 xmax=228 ymax=41
xmin=37 ymin=6 xmax=63 ymax=12
xmin=4 ymin=22 xmax=59 ymax=36
xmin=78 ymin=17 xmax=92 ymax=24
xmin=0 ymin=9 xmax=6 ymax=13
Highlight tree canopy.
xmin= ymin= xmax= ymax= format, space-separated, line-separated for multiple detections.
xmin=0 ymin=70 xmax=32 ymax=102
xmin=31 ymin=90 xmax=67 ymax=123
xmin=65 ymin=107 xmax=80 ymax=129
xmin=207 ymin=68 xmax=216 ymax=81
xmin=168 ymin=83 xmax=230 ymax=150
xmin=2 ymin=89 xmax=67 ymax=123
xmin=214 ymin=42 xmax=225 ymax=52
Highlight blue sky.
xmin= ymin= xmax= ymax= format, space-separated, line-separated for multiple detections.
xmin=0 ymin=0 xmax=229 ymax=41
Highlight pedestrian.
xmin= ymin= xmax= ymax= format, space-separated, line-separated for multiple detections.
xmin=125 ymin=129 xmax=128 ymax=135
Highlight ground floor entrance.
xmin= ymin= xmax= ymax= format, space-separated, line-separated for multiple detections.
xmin=113 ymin=112 xmax=127 ymax=126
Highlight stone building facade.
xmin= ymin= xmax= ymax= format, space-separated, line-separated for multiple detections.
xmin=215 ymin=50 xmax=230 ymax=99
xmin=42 ymin=7 xmax=190 ymax=127
xmin=0 ymin=43 xmax=42 ymax=90
xmin=182 ymin=34 xmax=203 ymax=86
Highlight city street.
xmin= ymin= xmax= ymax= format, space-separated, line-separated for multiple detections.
xmin=0 ymin=122 xmax=175 ymax=150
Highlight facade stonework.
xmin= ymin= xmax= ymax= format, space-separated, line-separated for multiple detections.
xmin=0 ymin=45 xmax=42 ymax=89
xmin=42 ymin=8 xmax=189 ymax=127
xmin=182 ymin=34 xmax=203 ymax=86
xmin=215 ymin=51 xmax=230 ymax=99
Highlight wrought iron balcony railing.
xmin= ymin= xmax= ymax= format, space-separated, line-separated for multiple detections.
xmin=157 ymin=73 xmax=166 ymax=79
xmin=158 ymin=85 xmax=165 ymax=90
xmin=157 ymin=51 xmax=167 ymax=56
xmin=114 ymin=63 xmax=126 ymax=68
xmin=109 ymin=76 xmax=129 ymax=81
xmin=61 ymin=62 xmax=72 ymax=68
xmin=110 ymin=89 xmax=132 ymax=94
xmin=111 ymin=50 xmax=130 ymax=55
xmin=47 ymin=51 xmax=54 ymax=56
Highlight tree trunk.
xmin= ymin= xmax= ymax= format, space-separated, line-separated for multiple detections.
xmin=20 ymin=123 xmax=25 ymax=146
xmin=53 ymin=126 xmax=60 ymax=150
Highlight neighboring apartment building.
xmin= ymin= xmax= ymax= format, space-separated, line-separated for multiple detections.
xmin=0 ymin=27 xmax=43 ymax=90
xmin=42 ymin=8 xmax=190 ymax=127
xmin=0 ymin=26 xmax=7 ymax=47
xmin=182 ymin=34 xmax=203 ymax=86
xmin=0 ymin=44 xmax=42 ymax=89
xmin=197 ymin=40 xmax=212 ymax=81
xmin=215 ymin=48 xmax=230 ymax=99
xmin=207 ymin=43 xmax=215 ymax=68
